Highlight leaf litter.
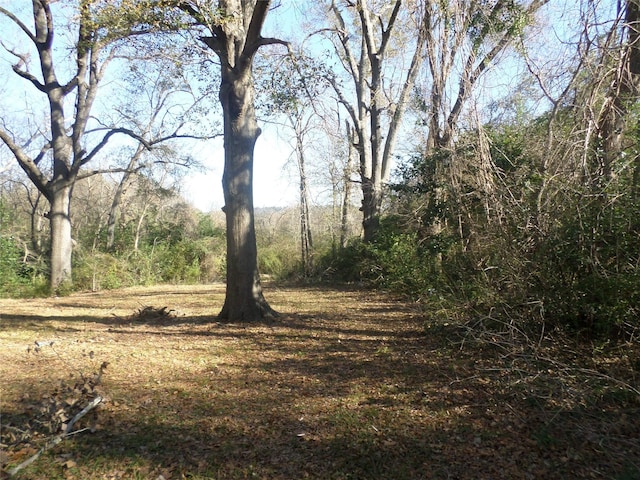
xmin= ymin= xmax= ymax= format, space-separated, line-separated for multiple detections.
xmin=0 ymin=283 xmax=638 ymax=479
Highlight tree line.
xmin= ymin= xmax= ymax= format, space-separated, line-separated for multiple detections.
xmin=1 ymin=0 xmax=639 ymax=334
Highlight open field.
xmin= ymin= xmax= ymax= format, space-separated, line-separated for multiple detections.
xmin=1 ymin=284 xmax=639 ymax=479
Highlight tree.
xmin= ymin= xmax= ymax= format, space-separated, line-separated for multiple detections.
xmin=258 ymin=52 xmax=331 ymax=276
xmin=102 ymin=58 xmax=216 ymax=250
xmin=177 ymin=0 xmax=285 ymax=321
xmin=595 ymin=0 xmax=640 ymax=181
xmin=324 ymin=0 xmax=429 ymax=242
xmin=340 ymin=120 xmax=357 ymax=247
xmin=420 ymin=1 xmax=547 ymax=152
xmin=409 ymin=0 xmax=548 ymax=243
xmin=0 ymin=0 xmax=169 ymax=291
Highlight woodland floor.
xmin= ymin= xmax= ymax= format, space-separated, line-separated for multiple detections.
xmin=0 ymin=284 xmax=639 ymax=480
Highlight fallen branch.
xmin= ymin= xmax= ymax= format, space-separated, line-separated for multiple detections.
xmin=7 ymin=396 xmax=103 ymax=477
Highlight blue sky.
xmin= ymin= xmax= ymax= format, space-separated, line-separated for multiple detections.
xmin=2 ymin=0 xmax=619 ymax=212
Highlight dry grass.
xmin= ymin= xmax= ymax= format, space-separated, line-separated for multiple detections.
xmin=0 ymin=284 xmax=638 ymax=479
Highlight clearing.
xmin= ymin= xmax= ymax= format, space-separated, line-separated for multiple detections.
xmin=0 ymin=284 xmax=638 ymax=479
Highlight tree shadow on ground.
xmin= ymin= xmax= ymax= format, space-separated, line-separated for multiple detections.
xmin=2 ymin=286 xmax=639 ymax=479
xmin=9 ymin=366 xmax=638 ymax=480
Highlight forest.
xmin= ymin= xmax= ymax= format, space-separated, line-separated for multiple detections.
xmin=1 ymin=0 xmax=639 ymax=478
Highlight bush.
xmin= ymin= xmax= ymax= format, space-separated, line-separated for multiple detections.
xmin=73 ymin=251 xmax=136 ymax=291
xmin=0 ymin=236 xmax=48 ymax=297
xmin=72 ymin=236 xmax=226 ymax=291
xmin=319 ymin=218 xmax=447 ymax=299
xmin=0 ymin=236 xmax=25 ymax=289
xmin=258 ymin=243 xmax=300 ymax=280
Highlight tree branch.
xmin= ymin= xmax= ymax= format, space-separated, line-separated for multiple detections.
xmin=1 ymin=41 xmax=47 ymax=91
xmin=79 ymin=128 xmax=152 ymax=171
xmin=7 ymin=396 xmax=103 ymax=477
xmin=151 ymin=131 xmax=222 ymax=144
xmin=78 ymin=124 xmax=219 ymax=177
xmin=445 ymin=0 xmax=550 ymax=144
xmin=61 ymin=77 xmax=79 ymax=96
xmin=0 ymin=7 xmax=36 ymax=43
xmin=382 ymin=5 xmax=429 ymax=181
xmin=378 ymin=0 xmax=402 ymax=56
xmin=259 ymin=37 xmax=289 ymax=48
xmin=0 ymin=129 xmax=50 ymax=198
xmin=201 ymin=35 xmax=224 ymax=56
xmin=329 ymin=3 xmax=360 ymax=84
xmin=11 ymin=64 xmax=47 ymax=92
xmin=327 ymin=75 xmax=359 ymax=134
xmin=243 ymin=0 xmax=275 ymax=59
xmin=34 ymin=141 xmax=52 ymax=166
xmin=76 ymin=166 xmax=145 ymax=180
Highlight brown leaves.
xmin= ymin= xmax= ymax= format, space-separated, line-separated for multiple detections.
xmin=1 ymin=285 xmax=639 ymax=479
xmin=1 ymin=343 xmax=107 ymax=477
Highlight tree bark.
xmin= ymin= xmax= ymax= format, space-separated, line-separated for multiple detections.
xmin=217 ymin=65 xmax=276 ymax=321
xmin=361 ymin=179 xmax=382 ymax=243
xmin=48 ymin=183 xmax=73 ymax=290
xmin=340 ymin=121 xmax=356 ymax=248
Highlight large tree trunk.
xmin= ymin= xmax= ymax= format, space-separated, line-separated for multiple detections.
xmin=48 ymin=182 xmax=73 ymax=291
xmin=179 ymin=0 xmax=279 ymax=321
xmin=217 ymin=67 xmax=276 ymax=322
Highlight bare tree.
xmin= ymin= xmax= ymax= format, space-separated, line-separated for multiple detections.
xmin=0 ymin=1 xmax=168 ymax=291
xmin=257 ymin=52 xmax=333 ymax=275
xmin=102 ymin=59 xmax=216 ymax=250
xmin=325 ymin=0 xmax=429 ymax=242
xmin=421 ymin=0 xmax=548 ymax=153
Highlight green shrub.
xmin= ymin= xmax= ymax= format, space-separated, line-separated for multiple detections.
xmin=0 ymin=236 xmax=48 ymax=297
xmin=319 ymin=219 xmax=449 ymax=300
xmin=258 ymin=243 xmax=300 ymax=280
xmin=0 ymin=236 xmax=25 ymax=290
xmin=73 ymin=251 xmax=135 ymax=291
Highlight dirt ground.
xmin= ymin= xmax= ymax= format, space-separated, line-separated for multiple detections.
xmin=1 ymin=284 xmax=638 ymax=479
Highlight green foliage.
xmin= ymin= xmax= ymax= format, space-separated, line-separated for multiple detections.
xmin=73 ymin=251 xmax=133 ymax=290
xmin=332 ymin=110 xmax=640 ymax=340
xmin=257 ymin=242 xmax=300 ymax=280
xmin=152 ymin=239 xmax=207 ymax=283
xmin=468 ymin=0 xmax=529 ymax=46
xmin=0 ymin=236 xmax=28 ymax=293
xmin=71 ymin=234 xmax=227 ymax=291
xmin=359 ymin=220 xmax=435 ymax=295
xmin=484 ymin=123 xmax=530 ymax=171
xmin=320 ymin=218 xmax=447 ymax=298
xmin=86 ymin=0 xmax=191 ymax=41
xmin=67 ymin=207 xmax=228 ymax=291
xmin=0 ymin=236 xmax=49 ymax=297
xmin=256 ymin=53 xmax=331 ymax=118
xmin=530 ymin=190 xmax=640 ymax=336
xmin=196 ymin=214 xmax=224 ymax=238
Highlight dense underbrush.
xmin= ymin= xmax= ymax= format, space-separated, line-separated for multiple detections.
xmin=320 ymin=211 xmax=640 ymax=343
